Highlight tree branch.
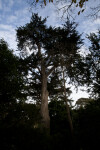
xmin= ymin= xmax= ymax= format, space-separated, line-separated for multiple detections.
xmin=46 ymin=66 xmax=55 ymax=77
xmin=36 ymin=66 xmax=41 ymax=74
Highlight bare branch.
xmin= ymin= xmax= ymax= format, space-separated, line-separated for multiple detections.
xmin=86 ymin=4 xmax=100 ymax=19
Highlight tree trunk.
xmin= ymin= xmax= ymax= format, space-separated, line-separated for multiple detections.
xmin=62 ymin=69 xmax=74 ymax=140
xmin=37 ymin=43 xmax=50 ymax=130
xmin=40 ymin=67 xmax=50 ymax=130
xmin=65 ymin=98 xmax=74 ymax=138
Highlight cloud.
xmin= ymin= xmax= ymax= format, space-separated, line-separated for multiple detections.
xmin=94 ymin=18 xmax=100 ymax=25
xmin=0 ymin=0 xmax=2 ymax=10
xmin=8 ymin=0 xmax=14 ymax=7
xmin=0 ymin=24 xmax=17 ymax=50
xmin=4 ymin=0 xmax=14 ymax=11
xmin=0 ymin=1 xmax=32 ymax=52
xmin=0 ymin=30 xmax=17 ymax=50
xmin=70 ymin=86 xmax=89 ymax=103
xmin=0 ymin=24 xmax=14 ymax=31
xmin=7 ymin=15 xmax=17 ymax=24
xmin=31 ymin=3 xmax=64 ymax=27
xmin=14 ymin=8 xmax=31 ymax=25
xmin=79 ymin=19 xmax=99 ymax=36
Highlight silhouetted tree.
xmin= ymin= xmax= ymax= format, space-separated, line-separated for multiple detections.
xmin=0 ymin=39 xmax=26 ymax=104
xmin=86 ymin=30 xmax=100 ymax=99
xmin=74 ymin=99 xmax=100 ymax=149
xmin=17 ymin=14 xmax=86 ymax=133
xmin=75 ymin=98 xmax=94 ymax=109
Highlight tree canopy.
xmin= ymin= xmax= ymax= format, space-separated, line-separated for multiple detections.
xmin=0 ymin=39 xmax=27 ymax=103
xmin=86 ymin=30 xmax=100 ymax=99
xmin=16 ymin=13 xmax=90 ymax=135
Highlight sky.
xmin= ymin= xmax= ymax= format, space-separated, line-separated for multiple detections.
xmin=0 ymin=0 xmax=100 ymax=103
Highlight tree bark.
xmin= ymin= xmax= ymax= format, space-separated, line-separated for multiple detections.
xmin=37 ymin=43 xmax=50 ymax=130
xmin=62 ymin=69 xmax=74 ymax=140
xmin=40 ymin=66 xmax=50 ymax=130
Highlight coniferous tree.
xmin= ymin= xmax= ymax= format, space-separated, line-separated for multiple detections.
xmin=17 ymin=13 xmax=85 ymax=131
xmin=86 ymin=30 xmax=100 ymax=99
xmin=0 ymin=39 xmax=26 ymax=103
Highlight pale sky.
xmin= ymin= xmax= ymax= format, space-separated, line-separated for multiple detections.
xmin=0 ymin=0 xmax=100 ymax=103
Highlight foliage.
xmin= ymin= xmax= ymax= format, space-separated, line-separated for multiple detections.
xmin=0 ymin=100 xmax=74 ymax=150
xmin=0 ymin=39 xmax=26 ymax=103
xmin=0 ymin=102 xmax=49 ymax=150
xmin=75 ymin=97 xmax=94 ymax=109
xmin=0 ymin=97 xmax=100 ymax=150
xmin=16 ymin=13 xmax=90 ymax=131
xmin=16 ymin=13 xmax=85 ymax=102
xmin=73 ymin=99 xmax=100 ymax=150
xmin=0 ymin=102 xmax=41 ymax=129
xmin=86 ymin=30 xmax=100 ymax=99
xmin=49 ymin=100 xmax=68 ymax=134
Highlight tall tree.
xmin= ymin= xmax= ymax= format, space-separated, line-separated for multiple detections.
xmin=0 ymin=39 xmax=26 ymax=103
xmin=17 ymin=14 xmax=51 ymax=129
xmin=86 ymin=30 xmax=100 ymax=99
xmin=16 ymin=13 xmax=84 ymax=131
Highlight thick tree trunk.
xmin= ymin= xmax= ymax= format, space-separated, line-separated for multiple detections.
xmin=40 ymin=67 xmax=50 ymax=130
xmin=37 ymin=43 xmax=50 ymax=130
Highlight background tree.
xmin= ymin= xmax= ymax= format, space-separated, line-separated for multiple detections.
xmin=0 ymin=39 xmax=26 ymax=104
xmin=73 ymin=99 xmax=100 ymax=150
xmin=75 ymin=97 xmax=94 ymax=109
xmin=86 ymin=30 xmax=100 ymax=99
xmin=49 ymin=99 xmax=74 ymax=149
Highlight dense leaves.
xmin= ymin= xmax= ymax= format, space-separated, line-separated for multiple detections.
xmin=86 ymin=30 xmax=100 ymax=99
xmin=1 ymin=98 xmax=100 ymax=150
xmin=0 ymin=39 xmax=26 ymax=103
xmin=16 ymin=14 xmax=85 ymax=102
xmin=73 ymin=99 xmax=100 ymax=150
